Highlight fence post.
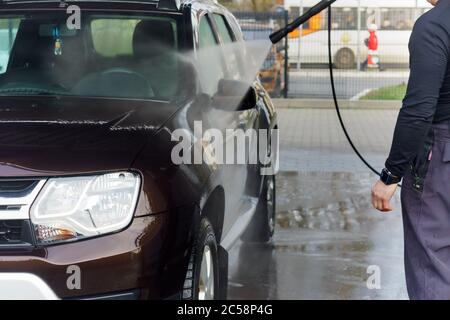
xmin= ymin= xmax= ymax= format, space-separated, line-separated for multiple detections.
xmin=297 ymin=2 xmax=304 ymax=71
xmin=356 ymin=0 xmax=361 ymax=71
xmin=283 ymin=9 xmax=289 ymax=98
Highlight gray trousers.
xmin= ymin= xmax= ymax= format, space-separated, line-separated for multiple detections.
xmin=402 ymin=120 xmax=450 ymax=299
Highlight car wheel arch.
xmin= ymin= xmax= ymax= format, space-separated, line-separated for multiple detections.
xmin=199 ymin=186 xmax=225 ymax=243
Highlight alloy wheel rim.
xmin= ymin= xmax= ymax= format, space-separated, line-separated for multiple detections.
xmin=198 ymin=244 xmax=214 ymax=300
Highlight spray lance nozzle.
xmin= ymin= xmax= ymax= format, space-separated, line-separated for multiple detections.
xmin=270 ymin=0 xmax=337 ymax=44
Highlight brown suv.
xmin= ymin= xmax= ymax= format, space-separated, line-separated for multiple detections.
xmin=0 ymin=0 xmax=277 ymax=300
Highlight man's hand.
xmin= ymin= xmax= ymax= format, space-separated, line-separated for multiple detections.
xmin=371 ymin=180 xmax=398 ymax=212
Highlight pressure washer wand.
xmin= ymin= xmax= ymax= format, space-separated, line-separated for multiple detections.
xmin=270 ymin=0 xmax=337 ymax=44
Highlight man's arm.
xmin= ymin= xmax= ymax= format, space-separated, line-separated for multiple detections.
xmin=372 ymin=15 xmax=450 ymax=212
xmin=385 ymin=17 xmax=450 ymax=178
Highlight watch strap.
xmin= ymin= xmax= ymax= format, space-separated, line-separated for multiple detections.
xmin=380 ymin=168 xmax=400 ymax=185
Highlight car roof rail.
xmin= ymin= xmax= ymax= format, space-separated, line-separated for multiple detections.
xmin=0 ymin=0 xmax=180 ymax=10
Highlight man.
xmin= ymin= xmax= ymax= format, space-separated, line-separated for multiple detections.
xmin=371 ymin=0 xmax=450 ymax=299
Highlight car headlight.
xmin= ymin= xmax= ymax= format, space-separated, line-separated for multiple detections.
xmin=30 ymin=172 xmax=141 ymax=244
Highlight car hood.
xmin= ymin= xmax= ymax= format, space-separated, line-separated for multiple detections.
xmin=0 ymin=96 xmax=181 ymax=177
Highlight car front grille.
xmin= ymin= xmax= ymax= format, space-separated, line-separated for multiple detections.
xmin=0 ymin=179 xmax=46 ymax=247
xmin=0 ymin=179 xmax=39 ymax=197
xmin=0 ymin=220 xmax=34 ymax=246
xmin=0 ymin=179 xmax=46 ymax=221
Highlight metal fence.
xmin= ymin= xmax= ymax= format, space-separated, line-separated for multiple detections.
xmin=233 ymin=11 xmax=290 ymax=98
xmin=234 ymin=5 xmax=429 ymax=100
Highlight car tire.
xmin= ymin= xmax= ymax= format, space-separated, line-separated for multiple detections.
xmin=183 ymin=218 xmax=220 ymax=300
xmin=241 ymin=174 xmax=276 ymax=243
xmin=334 ymin=47 xmax=356 ymax=69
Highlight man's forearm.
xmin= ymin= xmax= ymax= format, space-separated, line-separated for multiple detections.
xmin=385 ymin=106 xmax=434 ymax=178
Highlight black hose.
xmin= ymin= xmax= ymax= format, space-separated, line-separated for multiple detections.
xmin=327 ymin=7 xmax=381 ymax=177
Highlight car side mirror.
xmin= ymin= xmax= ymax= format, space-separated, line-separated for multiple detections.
xmin=213 ymin=79 xmax=258 ymax=112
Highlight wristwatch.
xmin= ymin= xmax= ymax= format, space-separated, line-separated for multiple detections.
xmin=380 ymin=168 xmax=401 ymax=185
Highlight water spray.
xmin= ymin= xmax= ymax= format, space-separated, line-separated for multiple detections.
xmin=269 ymin=0 xmax=382 ymax=177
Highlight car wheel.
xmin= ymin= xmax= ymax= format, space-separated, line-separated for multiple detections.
xmin=183 ymin=218 xmax=220 ymax=300
xmin=334 ymin=48 xmax=356 ymax=69
xmin=241 ymin=174 xmax=276 ymax=243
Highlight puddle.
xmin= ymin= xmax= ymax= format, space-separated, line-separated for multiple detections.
xmin=228 ymin=170 xmax=407 ymax=300
xmin=276 ymin=171 xmax=400 ymax=232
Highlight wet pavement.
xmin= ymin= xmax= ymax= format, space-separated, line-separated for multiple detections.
xmin=228 ymin=170 xmax=407 ymax=300
xmin=228 ymin=108 xmax=408 ymax=300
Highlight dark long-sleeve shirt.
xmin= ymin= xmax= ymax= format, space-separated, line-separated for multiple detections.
xmin=386 ymin=0 xmax=450 ymax=178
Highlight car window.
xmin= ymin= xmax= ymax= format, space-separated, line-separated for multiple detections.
xmin=199 ymin=15 xmax=218 ymax=48
xmin=213 ymin=14 xmax=242 ymax=80
xmin=91 ymin=19 xmax=140 ymax=57
xmin=227 ymin=15 xmax=244 ymax=41
xmin=91 ymin=17 xmax=178 ymax=58
xmin=0 ymin=19 xmax=20 ymax=74
xmin=90 ymin=16 xmax=180 ymax=98
xmin=0 ymin=13 xmax=182 ymax=100
xmin=198 ymin=16 xmax=225 ymax=96
xmin=213 ymin=14 xmax=233 ymax=43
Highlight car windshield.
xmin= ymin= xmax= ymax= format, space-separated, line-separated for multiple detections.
xmin=0 ymin=10 xmax=184 ymax=101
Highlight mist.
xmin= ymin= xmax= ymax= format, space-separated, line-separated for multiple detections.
xmin=159 ymin=38 xmax=275 ymax=115
xmin=189 ymin=39 xmax=273 ymax=99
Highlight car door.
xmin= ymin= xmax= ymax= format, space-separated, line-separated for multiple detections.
xmin=194 ymin=11 xmax=261 ymax=245
xmin=213 ymin=12 xmax=263 ymax=196
xmin=208 ymin=12 xmax=262 ymax=246
xmin=194 ymin=13 xmax=240 ymax=242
